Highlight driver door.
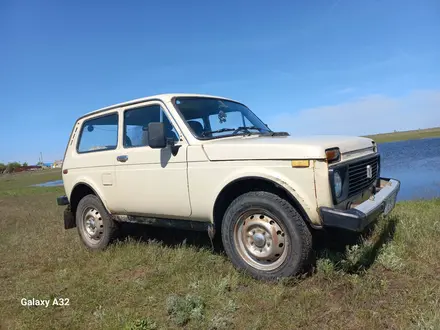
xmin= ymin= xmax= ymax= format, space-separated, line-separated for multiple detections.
xmin=111 ymin=102 xmax=191 ymax=218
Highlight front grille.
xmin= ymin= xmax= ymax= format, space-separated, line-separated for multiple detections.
xmin=348 ymin=155 xmax=379 ymax=197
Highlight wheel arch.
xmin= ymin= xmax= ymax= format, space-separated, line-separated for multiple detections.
xmin=69 ymin=182 xmax=110 ymax=217
xmin=212 ymin=176 xmax=316 ymax=231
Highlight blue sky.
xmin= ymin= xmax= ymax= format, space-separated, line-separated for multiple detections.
xmin=1 ymin=0 xmax=439 ymax=164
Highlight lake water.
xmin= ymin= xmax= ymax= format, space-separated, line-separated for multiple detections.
xmin=379 ymin=137 xmax=440 ymax=201
xmin=32 ymin=179 xmax=63 ymax=187
xmin=31 ymin=138 xmax=440 ymax=201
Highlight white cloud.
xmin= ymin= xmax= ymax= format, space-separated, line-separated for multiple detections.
xmin=335 ymin=87 xmax=355 ymax=94
xmin=267 ymin=89 xmax=440 ymax=136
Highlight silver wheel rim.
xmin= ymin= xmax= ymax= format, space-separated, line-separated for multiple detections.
xmin=81 ymin=207 xmax=104 ymax=245
xmin=233 ymin=210 xmax=288 ymax=271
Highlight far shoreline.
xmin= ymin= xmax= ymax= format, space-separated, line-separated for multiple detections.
xmin=364 ymin=127 xmax=440 ymax=143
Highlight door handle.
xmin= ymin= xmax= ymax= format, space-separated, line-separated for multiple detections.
xmin=117 ymin=155 xmax=128 ymax=162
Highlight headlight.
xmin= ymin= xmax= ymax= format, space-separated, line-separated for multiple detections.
xmin=334 ymin=171 xmax=343 ymax=197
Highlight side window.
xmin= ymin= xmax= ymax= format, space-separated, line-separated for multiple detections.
xmin=123 ymin=105 xmax=179 ymax=148
xmin=77 ymin=113 xmax=118 ymax=153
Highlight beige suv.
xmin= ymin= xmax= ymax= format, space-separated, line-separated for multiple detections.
xmin=57 ymin=94 xmax=400 ymax=280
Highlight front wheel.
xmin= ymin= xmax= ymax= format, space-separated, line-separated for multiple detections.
xmin=76 ymin=194 xmax=119 ymax=250
xmin=221 ymin=191 xmax=312 ymax=280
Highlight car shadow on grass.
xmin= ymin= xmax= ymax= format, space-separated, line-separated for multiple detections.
xmin=312 ymin=215 xmax=399 ymax=274
xmin=117 ymin=223 xmax=217 ymax=251
xmin=117 ymin=215 xmax=399 ymax=276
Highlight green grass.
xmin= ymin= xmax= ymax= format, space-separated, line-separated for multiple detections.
xmin=365 ymin=127 xmax=440 ymax=143
xmin=0 ymin=169 xmax=62 ymax=195
xmin=1 ymin=171 xmax=440 ymax=329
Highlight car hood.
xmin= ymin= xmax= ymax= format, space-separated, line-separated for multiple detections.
xmin=201 ymin=135 xmax=375 ymax=161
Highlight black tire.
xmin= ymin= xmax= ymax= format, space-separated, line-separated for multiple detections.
xmin=221 ymin=191 xmax=312 ymax=280
xmin=76 ymin=194 xmax=119 ymax=250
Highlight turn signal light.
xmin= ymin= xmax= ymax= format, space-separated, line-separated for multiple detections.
xmin=291 ymin=160 xmax=310 ymax=168
xmin=325 ymin=148 xmax=341 ymax=163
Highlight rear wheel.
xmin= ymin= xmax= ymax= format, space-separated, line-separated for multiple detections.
xmin=221 ymin=191 xmax=312 ymax=280
xmin=76 ymin=194 xmax=118 ymax=250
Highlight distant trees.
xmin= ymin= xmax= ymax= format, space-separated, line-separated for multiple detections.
xmin=4 ymin=162 xmax=21 ymax=173
xmin=0 ymin=161 xmax=39 ymax=174
xmin=0 ymin=161 xmax=24 ymax=174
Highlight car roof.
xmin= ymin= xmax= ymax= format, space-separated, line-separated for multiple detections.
xmin=79 ymin=93 xmax=239 ymax=120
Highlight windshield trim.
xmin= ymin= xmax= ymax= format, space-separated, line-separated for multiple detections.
xmin=171 ymin=96 xmax=272 ymax=141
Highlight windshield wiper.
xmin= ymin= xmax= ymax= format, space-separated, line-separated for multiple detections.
xmin=233 ymin=126 xmax=262 ymax=135
xmin=234 ymin=126 xmax=289 ymax=137
xmin=260 ymin=131 xmax=290 ymax=137
xmin=201 ymin=126 xmax=271 ymax=137
xmin=201 ymin=128 xmax=236 ymax=136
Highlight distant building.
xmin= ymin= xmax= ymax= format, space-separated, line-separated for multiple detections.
xmin=52 ymin=160 xmax=63 ymax=168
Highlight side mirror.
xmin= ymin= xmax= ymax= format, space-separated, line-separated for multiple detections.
xmin=147 ymin=122 xmax=166 ymax=149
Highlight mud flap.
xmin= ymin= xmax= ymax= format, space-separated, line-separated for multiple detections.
xmin=64 ymin=205 xmax=76 ymax=229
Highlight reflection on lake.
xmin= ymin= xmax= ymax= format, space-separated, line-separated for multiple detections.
xmin=379 ymin=137 xmax=440 ymax=201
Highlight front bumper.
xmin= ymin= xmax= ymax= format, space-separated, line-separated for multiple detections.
xmin=319 ymin=177 xmax=400 ymax=232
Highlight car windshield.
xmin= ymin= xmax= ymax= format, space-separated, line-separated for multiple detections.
xmin=173 ymin=97 xmax=271 ymax=139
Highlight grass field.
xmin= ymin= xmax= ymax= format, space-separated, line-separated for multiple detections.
xmin=365 ymin=127 xmax=440 ymax=143
xmin=1 ymin=170 xmax=440 ymax=329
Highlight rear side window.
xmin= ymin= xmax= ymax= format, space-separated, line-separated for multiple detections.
xmin=77 ymin=113 xmax=119 ymax=153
